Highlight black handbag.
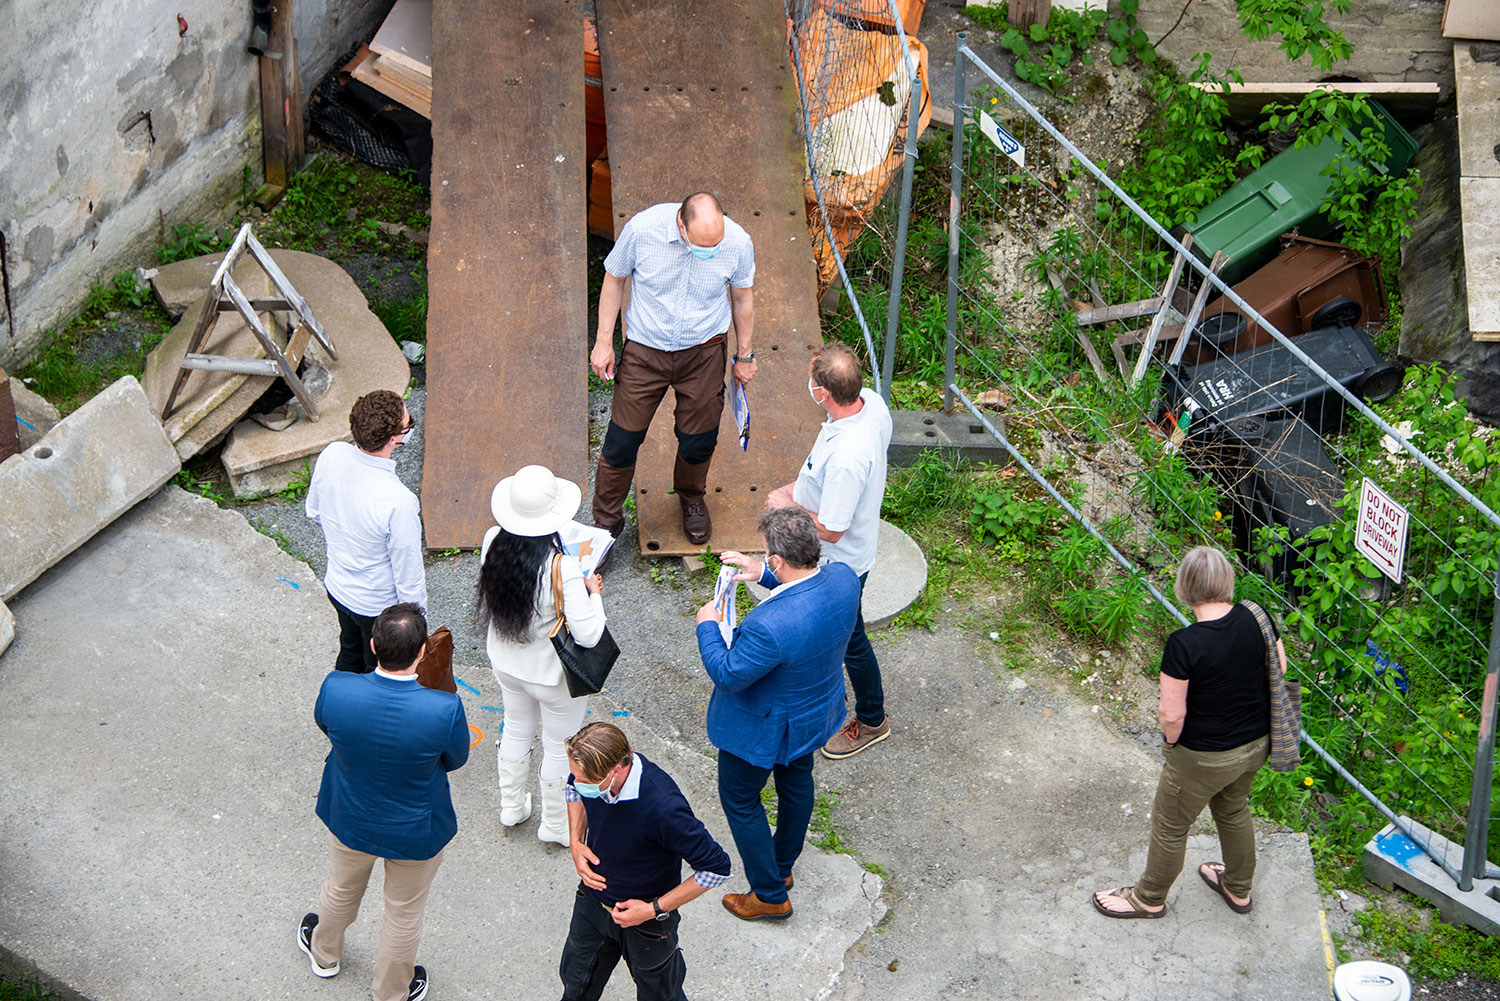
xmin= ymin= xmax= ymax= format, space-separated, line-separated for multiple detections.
xmin=548 ymin=555 xmax=620 ymax=698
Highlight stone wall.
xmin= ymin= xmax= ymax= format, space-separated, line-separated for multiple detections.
xmin=1136 ymin=0 xmax=1452 ymax=86
xmin=0 ymin=0 xmax=390 ymax=370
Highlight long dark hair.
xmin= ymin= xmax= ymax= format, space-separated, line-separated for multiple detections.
xmin=477 ymin=529 xmax=563 ymax=643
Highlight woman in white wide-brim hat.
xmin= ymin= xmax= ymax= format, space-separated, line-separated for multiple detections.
xmin=477 ymin=465 xmax=606 ymax=846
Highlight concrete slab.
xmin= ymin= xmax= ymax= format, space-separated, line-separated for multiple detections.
xmin=890 ymin=408 xmax=1010 ymax=468
xmin=1459 ymin=176 xmax=1500 ymax=337
xmin=1364 ymin=817 xmax=1500 ymax=935
xmin=1454 ymin=43 xmax=1500 ymax=180
xmin=9 ymin=379 xmax=61 ymax=451
xmin=747 ymin=520 xmax=928 ymax=628
xmin=0 ymin=487 xmax=878 ymax=1001
xmin=151 ymin=251 xmax=277 ymax=321
xmin=220 ymin=251 xmax=409 ymax=499
xmin=0 ymin=376 xmax=180 ymax=601
xmin=0 ymin=599 xmax=11 ymax=658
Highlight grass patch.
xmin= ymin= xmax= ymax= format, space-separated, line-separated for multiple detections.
xmin=18 ymin=272 xmax=173 ymax=414
xmin=1351 ymin=894 xmax=1500 ymax=982
xmin=254 ymin=156 xmax=429 ymax=260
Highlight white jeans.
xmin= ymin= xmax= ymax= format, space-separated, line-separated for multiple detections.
xmin=492 ymin=670 xmax=589 ymax=782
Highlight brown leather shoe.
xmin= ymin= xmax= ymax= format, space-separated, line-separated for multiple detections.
xmin=722 ymin=892 xmax=792 ymax=921
xmin=681 ymin=500 xmax=712 ymax=545
xmin=784 ymin=874 xmax=794 ymax=890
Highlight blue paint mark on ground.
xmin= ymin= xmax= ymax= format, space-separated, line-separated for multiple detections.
xmin=612 ymin=710 xmax=630 ymax=717
xmin=1375 ymin=828 xmax=1423 ymax=870
xmin=277 ymin=577 xmax=301 ymax=589
xmin=455 ymin=678 xmax=482 ymax=696
xmin=481 ymin=705 xmax=504 ymax=712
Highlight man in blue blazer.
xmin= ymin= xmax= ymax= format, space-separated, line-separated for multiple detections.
xmin=298 ymin=603 xmax=470 ymax=1001
xmin=695 ymin=506 xmax=860 ymax=920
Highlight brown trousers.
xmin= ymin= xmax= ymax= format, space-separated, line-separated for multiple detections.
xmin=1135 ymin=735 xmax=1269 ymax=906
xmin=311 ymin=832 xmax=445 ymax=1001
xmin=594 ymin=337 xmax=728 ymax=527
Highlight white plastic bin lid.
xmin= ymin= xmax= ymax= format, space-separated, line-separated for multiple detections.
xmin=1332 ymin=961 xmax=1411 ymax=1001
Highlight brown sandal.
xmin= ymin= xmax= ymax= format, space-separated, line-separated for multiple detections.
xmin=1198 ymin=862 xmax=1253 ymax=914
xmin=1091 ymin=885 xmax=1166 ymax=919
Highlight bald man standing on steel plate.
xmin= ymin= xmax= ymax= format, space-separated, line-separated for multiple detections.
xmin=589 ymin=192 xmax=757 ymax=556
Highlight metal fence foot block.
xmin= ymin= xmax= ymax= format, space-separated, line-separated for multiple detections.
xmin=889 ymin=410 xmax=1010 ymax=468
xmin=1363 ymin=817 xmax=1500 ymax=935
xmin=0 ymin=376 xmax=181 ymax=601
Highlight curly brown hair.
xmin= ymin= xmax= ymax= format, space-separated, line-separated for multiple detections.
xmin=350 ymin=390 xmax=406 ymax=452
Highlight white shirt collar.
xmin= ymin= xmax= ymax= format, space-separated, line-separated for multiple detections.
xmin=374 ymin=667 xmax=419 ymax=681
xmin=761 ymin=566 xmax=821 ymax=605
xmin=601 ymin=753 xmax=644 ymax=804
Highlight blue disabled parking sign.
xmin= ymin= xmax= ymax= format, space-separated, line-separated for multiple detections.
xmin=979 ymin=111 xmax=1026 ymax=168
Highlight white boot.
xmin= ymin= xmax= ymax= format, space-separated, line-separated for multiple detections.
xmin=538 ymin=779 xmax=570 ymax=846
xmin=497 ymin=752 xmax=534 ymax=827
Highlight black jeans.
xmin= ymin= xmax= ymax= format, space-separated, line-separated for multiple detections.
xmin=559 ymin=886 xmax=686 ymax=1001
xmin=328 ymin=594 xmax=378 ymax=673
xmin=845 ymin=572 xmax=884 ymax=725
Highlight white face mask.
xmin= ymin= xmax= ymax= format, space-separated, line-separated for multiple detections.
xmin=808 ymin=378 xmax=825 ymax=406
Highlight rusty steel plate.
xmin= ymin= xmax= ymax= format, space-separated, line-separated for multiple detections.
xmin=422 ymin=0 xmax=590 ymax=549
xmin=596 ymin=0 xmax=827 ymax=556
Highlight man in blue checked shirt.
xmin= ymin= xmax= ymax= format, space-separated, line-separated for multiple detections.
xmin=559 ymin=722 xmax=730 ymax=1001
xmin=589 ymin=192 xmax=757 ymax=549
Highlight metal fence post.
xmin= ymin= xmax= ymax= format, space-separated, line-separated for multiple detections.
xmin=880 ymin=58 xmax=922 ymax=404
xmin=944 ymin=34 xmax=968 ymax=414
xmin=1460 ymin=562 xmax=1500 ymax=890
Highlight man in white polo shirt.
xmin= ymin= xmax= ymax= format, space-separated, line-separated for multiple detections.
xmin=766 ymin=343 xmax=894 ymax=759
xmin=306 ymin=389 xmax=427 ymax=673
xmin=589 ymin=191 xmax=758 ymax=548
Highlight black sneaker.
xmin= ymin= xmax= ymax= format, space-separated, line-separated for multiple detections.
xmin=408 ymin=964 xmax=429 ymax=1001
xmin=297 ymin=912 xmax=340 ymax=978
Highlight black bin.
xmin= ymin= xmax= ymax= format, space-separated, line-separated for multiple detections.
xmin=1162 ymin=325 xmax=1403 ymax=435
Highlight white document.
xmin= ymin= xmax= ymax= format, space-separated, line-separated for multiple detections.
xmin=558 ymin=520 xmax=615 ymax=576
xmin=712 ymin=566 xmax=739 ymax=647
xmin=732 ymin=381 xmax=750 ymax=451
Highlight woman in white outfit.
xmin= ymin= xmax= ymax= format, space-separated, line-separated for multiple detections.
xmin=478 ymin=465 xmax=607 ymax=846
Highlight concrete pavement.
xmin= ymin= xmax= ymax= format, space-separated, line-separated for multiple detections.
xmin=0 ymin=487 xmax=880 ymax=1001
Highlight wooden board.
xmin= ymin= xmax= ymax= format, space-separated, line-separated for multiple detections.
xmin=1460 ymin=176 xmax=1500 ymax=339
xmin=370 ymin=0 xmax=433 ymax=76
xmin=1445 ymin=0 xmax=1500 ymax=41
xmin=351 ymin=50 xmax=432 ymax=119
xmin=1455 ymin=42 xmax=1500 ymax=180
xmin=1191 ymin=81 xmax=1442 ymax=125
xmin=597 ymin=0 xmax=827 ymax=556
xmin=258 ymin=0 xmax=303 ymax=188
xmin=421 ymin=0 xmax=589 ymax=548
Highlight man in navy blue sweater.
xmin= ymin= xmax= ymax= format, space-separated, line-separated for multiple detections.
xmin=559 ymin=722 xmax=731 ymax=1001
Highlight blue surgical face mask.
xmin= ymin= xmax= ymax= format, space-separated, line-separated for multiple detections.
xmin=574 ymin=779 xmax=605 ymax=799
xmin=688 ymin=241 xmax=722 ymax=261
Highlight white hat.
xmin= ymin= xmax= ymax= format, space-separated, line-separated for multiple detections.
xmin=489 ymin=465 xmax=582 ymax=537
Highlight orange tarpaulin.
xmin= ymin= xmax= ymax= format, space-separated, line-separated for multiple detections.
xmin=796 ymin=8 xmax=932 ymax=296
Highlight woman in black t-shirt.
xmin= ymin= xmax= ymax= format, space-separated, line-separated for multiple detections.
xmin=1093 ymin=546 xmax=1278 ymax=919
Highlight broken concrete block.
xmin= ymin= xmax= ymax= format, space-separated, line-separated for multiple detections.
xmin=0 ymin=376 xmax=181 ymax=601
xmin=0 ymin=599 xmax=12 ymax=658
xmin=220 ymin=250 xmax=409 ymax=498
xmin=9 ymin=379 xmax=61 ymax=451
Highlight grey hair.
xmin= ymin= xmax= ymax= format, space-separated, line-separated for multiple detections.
xmin=1174 ymin=546 xmax=1236 ymax=606
xmin=758 ymin=506 xmax=822 ymax=570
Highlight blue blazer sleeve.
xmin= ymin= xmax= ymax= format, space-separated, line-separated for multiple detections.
xmin=441 ymin=696 xmax=470 ymax=772
xmin=696 ymin=618 xmax=782 ymax=694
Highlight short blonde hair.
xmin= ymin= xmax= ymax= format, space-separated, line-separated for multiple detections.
xmin=565 ymin=722 xmax=631 ymax=782
xmin=1174 ymin=546 xmax=1235 ymax=606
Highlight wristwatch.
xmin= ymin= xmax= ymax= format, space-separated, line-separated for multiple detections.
xmin=651 ymin=897 xmax=670 ymax=921
xmin=733 ymin=353 xmax=755 ymax=363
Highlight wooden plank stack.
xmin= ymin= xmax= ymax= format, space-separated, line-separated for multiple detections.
xmin=352 ymin=0 xmax=433 ymax=119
